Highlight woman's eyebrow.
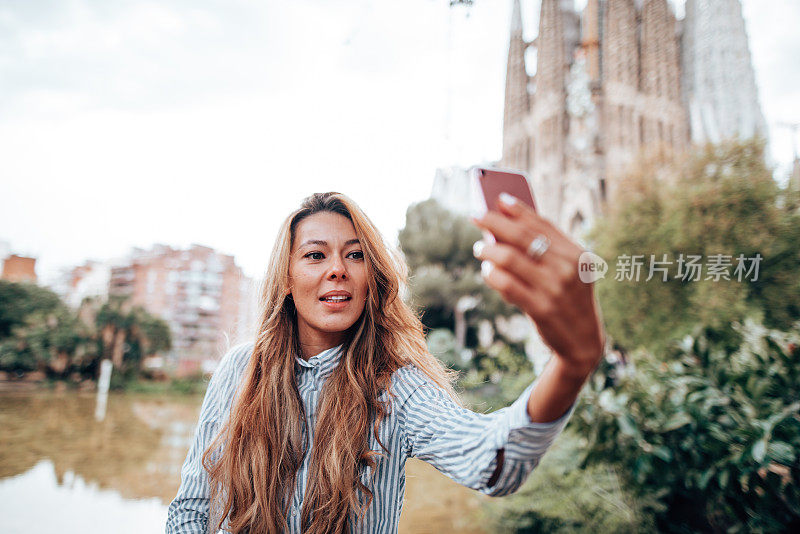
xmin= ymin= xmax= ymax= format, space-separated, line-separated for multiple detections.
xmin=299 ymin=239 xmax=327 ymax=249
xmin=298 ymin=238 xmax=360 ymax=248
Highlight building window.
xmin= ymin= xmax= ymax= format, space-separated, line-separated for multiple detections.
xmin=147 ymin=270 xmax=157 ymax=295
xmin=528 ymin=138 xmax=534 ymax=169
xmin=639 ymin=116 xmax=645 ymax=146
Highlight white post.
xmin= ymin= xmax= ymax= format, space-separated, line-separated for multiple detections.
xmin=454 ymin=295 xmax=480 ymax=362
xmin=95 ymin=359 xmax=113 ymax=422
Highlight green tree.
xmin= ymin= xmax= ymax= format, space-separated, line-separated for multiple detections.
xmin=90 ymin=296 xmax=172 ymax=385
xmin=0 ymin=281 xmax=94 ymax=375
xmin=398 ymin=198 xmax=516 ymax=333
xmin=0 ymin=284 xmax=171 ymax=382
xmin=589 ymin=139 xmax=800 ymax=354
xmin=399 ymin=198 xmax=539 ymax=400
xmin=0 ymin=307 xmax=92 ymax=374
xmin=0 ymin=281 xmax=64 ymax=339
xmin=398 ymin=199 xmax=535 ymax=386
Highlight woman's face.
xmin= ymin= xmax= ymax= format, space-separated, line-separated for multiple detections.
xmin=288 ymin=211 xmax=369 ymax=352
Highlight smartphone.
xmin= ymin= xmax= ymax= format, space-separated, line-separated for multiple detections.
xmin=470 ymin=166 xmax=537 ymax=215
xmin=470 ymin=166 xmax=537 ymax=244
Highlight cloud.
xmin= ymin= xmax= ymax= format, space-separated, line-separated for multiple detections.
xmin=0 ymin=0 xmax=508 ymax=280
xmin=0 ymin=0 xmax=274 ymax=116
xmin=2 ymin=0 xmax=795 ymax=282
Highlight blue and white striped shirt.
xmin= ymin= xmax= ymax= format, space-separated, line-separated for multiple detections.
xmin=166 ymin=342 xmax=573 ymax=533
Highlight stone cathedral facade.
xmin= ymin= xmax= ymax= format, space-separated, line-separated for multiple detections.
xmin=430 ymin=0 xmax=767 ymax=370
xmin=499 ymin=0 xmax=766 ymax=240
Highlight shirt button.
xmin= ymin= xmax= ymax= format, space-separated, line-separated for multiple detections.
xmin=291 ymin=508 xmax=297 ymax=516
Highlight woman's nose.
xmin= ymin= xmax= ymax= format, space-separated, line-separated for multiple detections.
xmin=327 ymin=255 xmax=348 ymax=280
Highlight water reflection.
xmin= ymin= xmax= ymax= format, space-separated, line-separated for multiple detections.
xmin=0 ymin=391 xmax=487 ymax=534
xmin=0 ymin=391 xmax=199 ymax=504
xmin=0 ymin=459 xmax=167 ymax=533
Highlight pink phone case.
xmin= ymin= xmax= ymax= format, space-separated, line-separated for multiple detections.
xmin=470 ymin=166 xmax=537 ymax=244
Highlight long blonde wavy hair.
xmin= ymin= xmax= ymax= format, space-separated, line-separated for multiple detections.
xmin=202 ymin=192 xmax=459 ymax=533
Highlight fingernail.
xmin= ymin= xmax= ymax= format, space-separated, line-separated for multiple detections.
xmin=468 ymin=204 xmax=486 ymax=220
xmin=499 ymin=192 xmax=517 ymax=206
xmin=481 ymin=260 xmax=494 ymax=277
xmin=472 ymin=240 xmax=484 ymax=258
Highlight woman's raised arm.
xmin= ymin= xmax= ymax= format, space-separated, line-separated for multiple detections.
xmin=394 ymin=366 xmax=573 ymax=497
xmin=471 ymin=193 xmax=606 ymax=424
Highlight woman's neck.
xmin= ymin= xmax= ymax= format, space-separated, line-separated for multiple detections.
xmin=296 ymin=328 xmax=345 ymax=360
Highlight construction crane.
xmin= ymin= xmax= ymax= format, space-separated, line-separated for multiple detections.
xmin=777 ymin=121 xmax=800 ymax=191
xmin=777 ymin=121 xmax=800 ymax=161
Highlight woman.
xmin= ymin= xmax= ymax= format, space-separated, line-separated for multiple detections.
xmin=166 ymin=191 xmax=605 ymax=534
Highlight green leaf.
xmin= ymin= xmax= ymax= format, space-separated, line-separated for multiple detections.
xmin=752 ymin=439 xmax=767 ymax=463
xmin=719 ymin=469 xmax=730 ymax=489
xmin=698 ymin=469 xmax=714 ymax=490
xmin=617 ymin=414 xmax=639 ymax=438
xmin=767 ymin=441 xmax=796 ymax=464
xmin=663 ymin=412 xmax=692 ymax=432
xmin=653 ymin=446 xmax=673 ymax=463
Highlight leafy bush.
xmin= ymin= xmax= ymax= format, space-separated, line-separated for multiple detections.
xmin=573 ymin=317 xmax=800 ymax=532
xmin=481 ymin=432 xmax=655 ymax=533
xmin=427 ymin=328 xmax=463 ymax=370
xmin=122 ymin=373 xmax=209 ymax=395
xmin=459 ymin=342 xmax=534 ymax=404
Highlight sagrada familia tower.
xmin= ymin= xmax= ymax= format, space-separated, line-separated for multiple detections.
xmin=430 ymin=0 xmax=768 ymax=371
xmin=499 ymin=0 xmax=767 ymax=237
xmin=433 ymin=0 xmax=767 ymax=243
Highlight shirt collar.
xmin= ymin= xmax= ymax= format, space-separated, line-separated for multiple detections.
xmin=295 ymin=344 xmax=344 ymax=374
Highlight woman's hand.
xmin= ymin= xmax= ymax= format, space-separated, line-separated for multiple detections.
xmin=471 ymin=193 xmax=606 ymax=382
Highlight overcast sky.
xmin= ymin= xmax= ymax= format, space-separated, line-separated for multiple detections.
xmin=1 ymin=0 xmax=798 ymax=282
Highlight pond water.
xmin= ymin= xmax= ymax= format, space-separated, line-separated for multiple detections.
xmin=0 ymin=391 xmax=487 ymax=533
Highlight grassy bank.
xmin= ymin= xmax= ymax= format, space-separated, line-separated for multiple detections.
xmin=0 ymin=375 xmax=212 ymax=396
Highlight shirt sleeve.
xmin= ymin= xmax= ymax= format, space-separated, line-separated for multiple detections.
xmin=165 ymin=343 xmax=251 ymax=534
xmin=395 ymin=366 xmax=574 ymax=497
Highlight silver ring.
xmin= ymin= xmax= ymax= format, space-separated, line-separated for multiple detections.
xmin=526 ymin=234 xmax=550 ymax=260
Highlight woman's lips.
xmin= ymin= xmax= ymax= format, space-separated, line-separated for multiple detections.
xmin=319 ymin=296 xmax=351 ymax=310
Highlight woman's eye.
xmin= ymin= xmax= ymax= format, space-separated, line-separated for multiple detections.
xmin=304 ymin=251 xmax=362 ymax=261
